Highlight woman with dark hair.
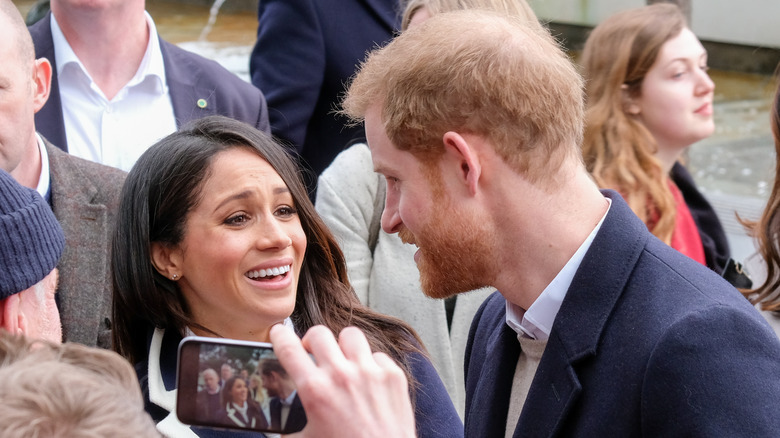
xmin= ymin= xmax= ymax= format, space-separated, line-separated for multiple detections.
xmin=581 ymin=4 xmax=730 ymax=274
xmin=743 ymin=79 xmax=780 ymax=335
xmin=215 ymin=377 xmax=268 ymax=430
xmin=111 ymin=115 xmax=462 ymax=437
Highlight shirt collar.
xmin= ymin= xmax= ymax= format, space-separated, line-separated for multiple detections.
xmin=282 ymin=389 xmax=298 ymax=406
xmin=506 ymin=197 xmax=612 ymax=340
xmin=50 ymin=11 xmax=167 ymax=96
xmin=34 ymin=133 xmax=51 ymax=200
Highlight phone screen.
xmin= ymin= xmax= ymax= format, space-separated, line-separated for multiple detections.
xmin=176 ymin=336 xmax=306 ymax=434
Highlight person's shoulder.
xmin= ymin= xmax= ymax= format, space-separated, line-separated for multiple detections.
xmin=45 ymin=140 xmax=127 ymax=194
xmin=640 ymin=237 xmax=746 ymax=306
xmin=320 ymin=142 xmax=371 ymax=179
xmin=160 ymin=39 xmax=261 ymax=95
xmin=27 ymin=12 xmax=51 ymax=39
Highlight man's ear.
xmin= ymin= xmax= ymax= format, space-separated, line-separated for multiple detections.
xmin=31 ymin=58 xmax=52 ymax=113
xmin=0 ymin=294 xmax=24 ymax=336
xmin=621 ymin=84 xmax=641 ymax=116
xmin=442 ymin=131 xmax=482 ymax=196
xmin=150 ymin=242 xmax=183 ymax=280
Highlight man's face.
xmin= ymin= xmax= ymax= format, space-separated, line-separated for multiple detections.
xmin=365 ymin=106 xmax=495 ymax=299
xmin=221 ymin=364 xmax=233 ymax=380
xmin=0 ymin=22 xmax=37 ymax=175
xmin=203 ymin=371 xmax=218 ymax=392
xmin=261 ymin=373 xmax=280 ymax=397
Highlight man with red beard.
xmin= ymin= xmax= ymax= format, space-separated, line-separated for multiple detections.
xmin=269 ymin=10 xmax=780 ymax=438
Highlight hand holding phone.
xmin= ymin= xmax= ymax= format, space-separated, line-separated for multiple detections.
xmin=270 ymin=324 xmax=417 ymax=438
xmin=176 ymin=336 xmax=306 ymax=434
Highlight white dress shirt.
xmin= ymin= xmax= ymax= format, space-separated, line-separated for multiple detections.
xmin=506 ymin=198 xmax=612 ymax=341
xmin=34 ymin=133 xmax=51 ymax=200
xmin=279 ymin=389 xmax=297 ymax=429
xmin=51 ymin=12 xmax=177 ymax=171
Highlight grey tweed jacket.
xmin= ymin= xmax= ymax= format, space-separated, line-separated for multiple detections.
xmin=46 ymin=138 xmax=126 ymax=348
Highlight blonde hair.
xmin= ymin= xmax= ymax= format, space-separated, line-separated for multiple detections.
xmin=343 ymin=10 xmax=584 ymax=186
xmin=0 ymin=333 xmax=159 ymax=437
xmin=400 ymin=0 xmax=541 ymax=31
xmin=581 ymin=3 xmax=687 ymax=244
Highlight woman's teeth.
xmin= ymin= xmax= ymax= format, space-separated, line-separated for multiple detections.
xmin=245 ymin=265 xmax=291 ymax=279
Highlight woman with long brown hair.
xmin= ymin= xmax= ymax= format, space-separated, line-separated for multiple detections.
xmin=743 ymin=79 xmax=780 ymax=333
xmin=581 ymin=4 xmax=730 ymax=273
xmin=111 ymin=116 xmax=461 ymax=437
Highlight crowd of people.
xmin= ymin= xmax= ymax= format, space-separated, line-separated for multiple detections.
xmin=192 ymin=359 xmax=306 ymax=433
xmin=2 ymin=0 xmax=780 ymax=436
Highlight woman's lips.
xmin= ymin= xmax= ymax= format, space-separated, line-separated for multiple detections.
xmin=694 ymin=102 xmax=713 ymax=116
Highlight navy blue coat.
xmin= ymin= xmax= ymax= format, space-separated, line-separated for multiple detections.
xmin=269 ymin=394 xmax=306 ymax=433
xmin=28 ymin=13 xmax=270 ymax=153
xmin=249 ymin=0 xmax=399 ymax=190
xmin=464 ymin=191 xmax=780 ymax=437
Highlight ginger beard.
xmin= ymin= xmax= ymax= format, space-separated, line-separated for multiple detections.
xmin=399 ymin=202 xmax=495 ymax=299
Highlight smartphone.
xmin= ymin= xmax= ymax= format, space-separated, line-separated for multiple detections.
xmin=176 ymin=336 xmax=307 ymax=434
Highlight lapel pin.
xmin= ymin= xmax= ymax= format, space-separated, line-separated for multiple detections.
xmin=197 ymin=98 xmax=208 ymax=109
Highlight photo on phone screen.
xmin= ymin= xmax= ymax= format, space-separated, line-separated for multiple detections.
xmin=176 ymin=336 xmax=306 ymax=434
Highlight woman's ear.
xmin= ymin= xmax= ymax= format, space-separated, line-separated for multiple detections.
xmin=621 ymin=84 xmax=641 ymax=115
xmin=150 ymin=242 xmax=183 ymax=280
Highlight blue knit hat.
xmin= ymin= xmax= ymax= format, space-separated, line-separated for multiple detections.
xmin=0 ymin=169 xmax=64 ymax=299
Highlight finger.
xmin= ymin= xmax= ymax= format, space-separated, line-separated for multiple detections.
xmin=338 ymin=326 xmax=374 ymax=363
xmin=300 ymin=325 xmax=349 ymax=369
xmin=373 ymin=351 xmax=408 ymax=386
xmin=270 ymin=324 xmax=316 ymax=382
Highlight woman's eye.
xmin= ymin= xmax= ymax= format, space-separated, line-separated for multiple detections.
xmin=276 ymin=206 xmax=298 ymax=217
xmin=225 ymin=214 xmax=249 ymax=225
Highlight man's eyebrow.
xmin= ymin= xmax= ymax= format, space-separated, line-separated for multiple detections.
xmin=373 ymin=163 xmax=391 ymax=175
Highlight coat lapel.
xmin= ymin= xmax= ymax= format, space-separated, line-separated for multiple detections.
xmin=160 ymin=39 xmax=219 ymax=127
xmin=514 ymin=191 xmax=649 ymax=437
xmin=30 ymin=13 xmax=69 ymax=151
xmin=46 ymin=142 xmax=108 ymax=346
xmin=467 ymin=320 xmax=522 ymax=437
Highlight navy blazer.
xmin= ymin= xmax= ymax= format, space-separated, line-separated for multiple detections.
xmin=28 ymin=13 xmax=270 ymax=153
xmin=269 ymin=394 xmax=306 ymax=433
xmin=249 ymin=0 xmax=399 ymax=189
xmin=464 ymin=191 xmax=780 ymax=437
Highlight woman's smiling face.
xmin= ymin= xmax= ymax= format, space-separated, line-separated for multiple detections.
xmin=166 ymin=147 xmax=306 ymax=342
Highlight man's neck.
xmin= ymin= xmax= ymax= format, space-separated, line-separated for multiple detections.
xmin=10 ymin=135 xmax=43 ymax=190
xmin=491 ymin=164 xmax=609 ymax=311
xmin=280 ymin=385 xmax=296 ymax=401
xmin=51 ymin=3 xmax=149 ymax=100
